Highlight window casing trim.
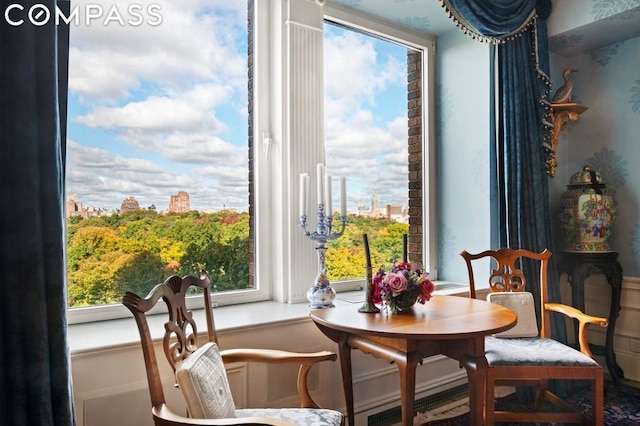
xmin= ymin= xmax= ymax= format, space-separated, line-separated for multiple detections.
xmin=323 ymin=3 xmax=438 ymax=285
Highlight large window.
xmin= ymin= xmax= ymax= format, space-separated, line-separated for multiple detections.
xmin=65 ymin=0 xmax=259 ymax=321
xmin=322 ymin=5 xmax=437 ymax=289
xmin=323 ymin=21 xmax=411 ymax=282
xmin=64 ymin=0 xmax=436 ymax=322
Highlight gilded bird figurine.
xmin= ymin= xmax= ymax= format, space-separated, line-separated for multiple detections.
xmin=551 ymin=67 xmax=578 ymax=103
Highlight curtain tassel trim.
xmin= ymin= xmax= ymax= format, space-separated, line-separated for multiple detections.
xmin=438 ymin=0 xmax=538 ymax=45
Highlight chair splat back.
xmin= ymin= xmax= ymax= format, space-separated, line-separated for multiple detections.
xmin=123 ymin=273 xmax=216 ymax=373
xmin=461 ymin=248 xmax=550 ymax=298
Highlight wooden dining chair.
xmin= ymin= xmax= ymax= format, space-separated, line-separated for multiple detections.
xmin=460 ymin=248 xmax=608 ymax=425
xmin=122 ymin=272 xmax=343 ymax=426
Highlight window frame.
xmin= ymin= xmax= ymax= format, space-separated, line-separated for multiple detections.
xmin=66 ymin=0 xmax=270 ymax=324
xmin=322 ymin=3 xmax=438 ymax=292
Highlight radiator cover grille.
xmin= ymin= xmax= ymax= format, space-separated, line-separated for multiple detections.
xmin=367 ymin=383 xmax=468 ymax=426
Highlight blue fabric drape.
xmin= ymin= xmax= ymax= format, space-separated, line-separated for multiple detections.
xmin=442 ymin=0 xmax=567 ymax=399
xmin=442 ymin=0 xmax=560 ymax=322
xmin=0 ymin=0 xmax=76 ymax=424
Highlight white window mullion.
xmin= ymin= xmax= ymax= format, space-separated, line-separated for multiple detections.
xmin=264 ymin=0 xmax=326 ymax=304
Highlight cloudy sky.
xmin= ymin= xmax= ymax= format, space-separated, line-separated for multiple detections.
xmin=65 ymin=0 xmax=408 ymax=213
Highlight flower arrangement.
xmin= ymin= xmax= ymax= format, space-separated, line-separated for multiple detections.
xmin=372 ymin=262 xmax=435 ymax=314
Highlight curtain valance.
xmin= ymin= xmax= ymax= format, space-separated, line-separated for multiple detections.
xmin=439 ymin=0 xmax=554 ymax=129
xmin=440 ymin=0 xmax=539 ymax=43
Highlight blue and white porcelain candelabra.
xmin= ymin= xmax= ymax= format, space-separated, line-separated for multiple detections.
xmin=299 ymin=206 xmax=347 ymax=308
xmin=299 ymin=164 xmax=347 ymax=308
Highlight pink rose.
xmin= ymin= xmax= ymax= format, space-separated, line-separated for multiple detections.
xmin=384 ymin=272 xmax=408 ymax=293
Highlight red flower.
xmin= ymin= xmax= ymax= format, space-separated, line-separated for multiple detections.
xmin=419 ymin=277 xmax=435 ymax=301
xmin=372 ymin=278 xmax=382 ymax=304
xmin=396 ymin=262 xmax=411 ymax=271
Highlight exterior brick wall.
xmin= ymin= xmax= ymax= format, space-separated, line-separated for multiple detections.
xmin=407 ymin=50 xmax=423 ymax=266
xmin=247 ymin=0 xmax=255 ymax=288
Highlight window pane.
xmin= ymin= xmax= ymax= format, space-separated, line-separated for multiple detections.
xmin=65 ymin=0 xmax=251 ymax=308
xmin=323 ymin=22 xmax=411 ymax=280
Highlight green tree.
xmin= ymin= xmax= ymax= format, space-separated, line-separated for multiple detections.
xmin=66 ymin=209 xmax=409 ymax=307
xmin=67 ymin=226 xmax=120 ymax=271
xmin=111 ymin=251 xmax=166 ymax=298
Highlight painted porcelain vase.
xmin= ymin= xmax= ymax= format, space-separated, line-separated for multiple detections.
xmin=559 ymin=165 xmax=616 ymax=252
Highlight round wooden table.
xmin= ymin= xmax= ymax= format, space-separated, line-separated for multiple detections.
xmin=310 ymin=295 xmax=517 ymax=426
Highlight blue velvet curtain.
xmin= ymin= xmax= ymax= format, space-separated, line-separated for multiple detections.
xmin=0 ymin=0 xmax=76 ymax=424
xmin=441 ymin=0 xmax=561 ymax=320
xmin=442 ymin=0 xmax=567 ymax=398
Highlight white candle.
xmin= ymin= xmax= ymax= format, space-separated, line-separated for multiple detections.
xmin=340 ymin=176 xmax=347 ymax=217
xmin=325 ymin=174 xmax=332 ymax=216
xmin=299 ymin=173 xmax=308 ymax=217
xmin=316 ymin=163 xmax=325 ymax=206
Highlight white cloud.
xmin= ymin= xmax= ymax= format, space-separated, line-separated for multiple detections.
xmin=68 ymin=0 xmax=247 ymax=101
xmin=76 ymin=84 xmax=230 ymax=133
xmin=324 ymin=107 xmax=408 ymax=209
xmin=160 ymin=133 xmax=246 ymax=165
xmin=322 ymin=24 xmax=409 ymax=209
xmin=324 ymin=27 xmax=404 ymax=109
xmin=66 ymin=1 xmax=249 ymax=212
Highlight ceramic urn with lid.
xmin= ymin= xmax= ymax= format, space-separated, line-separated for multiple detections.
xmin=558 ymin=165 xmax=616 ymax=252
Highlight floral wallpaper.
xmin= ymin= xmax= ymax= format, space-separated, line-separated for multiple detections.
xmin=329 ymin=0 xmax=453 ymax=35
xmin=550 ymin=32 xmax=640 ymax=276
xmin=591 ymin=0 xmax=640 ymax=20
xmin=548 ymin=0 xmax=640 ymax=57
xmin=436 ymin=30 xmax=491 ymax=283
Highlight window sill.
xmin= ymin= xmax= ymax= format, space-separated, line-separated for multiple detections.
xmin=68 ymin=285 xmax=468 ymax=355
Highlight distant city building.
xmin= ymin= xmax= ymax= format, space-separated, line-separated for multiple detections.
xmin=387 ymin=204 xmax=407 ymax=224
xmin=169 ymin=191 xmax=190 ymax=213
xmin=371 ymin=194 xmax=380 ymax=213
xmin=356 ymin=195 xmax=408 ymax=223
xmin=387 ymin=204 xmax=402 ymax=218
xmin=66 ymin=194 xmax=115 ymax=219
xmin=66 ymin=194 xmax=83 ymax=217
xmin=120 ymin=196 xmax=140 ymax=213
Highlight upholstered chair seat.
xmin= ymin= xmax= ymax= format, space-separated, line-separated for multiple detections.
xmin=236 ymin=408 xmax=343 ymax=425
xmin=485 ymin=336 xmax=600 ymax=367
xmin=483 ymin=291 xmax=600 ymax=367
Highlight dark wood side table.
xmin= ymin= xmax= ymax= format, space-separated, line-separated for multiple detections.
xmin=559 ymin=251 xmax=624 ymax=383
